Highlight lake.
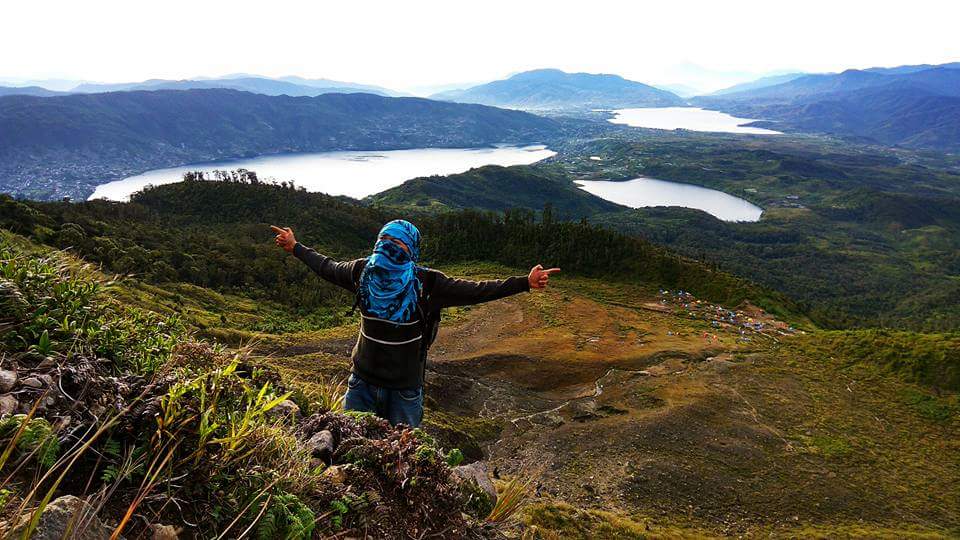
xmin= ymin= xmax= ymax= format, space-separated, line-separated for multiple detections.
xmin=608 ymin=107 xmax=781 ymax=134
xmin=576 ymin=177 xmax=763 ymax=222
xmin=89 ymin=145 xmax=556 ymax=201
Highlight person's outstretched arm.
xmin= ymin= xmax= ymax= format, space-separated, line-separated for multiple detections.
xmin=432 ymin=265 xmax=560 ymax=308
xmin=271 ymin=225 xmax=363 ymax=293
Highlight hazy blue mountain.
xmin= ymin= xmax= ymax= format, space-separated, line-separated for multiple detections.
xmin=865 ymin=62 xmax=960 ymax=75
xmin=708 ymin=73 xmax=806 ymax=96
xmin=71 ymin=79 xmax=167 ymax=92
xmin=702 ymin=76 xmax=960 ymax=152
xmin=688 ymin=63 xmax=960 ymax=151
xmin=0 ymin=85 xmax=65 ymax=97
xmin=70 ymin=76 xmax=398 ymax=97
xmin=276 ymin=75 xmax=405 ymax=96
xmin=431 ymin=69 xmax=685 ymax=111
xmin=0 ymin=78 xmax=87 ymax=91
xmin=0 ymin=89 xmax=560 ymax=199
xmin=699 ymin=70 xmax=891 ymax=103
xmin=754 ymin=84 xmax=960 ymax=151
xmin=894 ymin=67 xmax=960 ymax=97
xmin=653 ymin=83 xmax=704 ymax=98
xmin=698 ymin=63 xmax=960 ymax=104
xmin=408 ymin=81 xmax=483 ymax=97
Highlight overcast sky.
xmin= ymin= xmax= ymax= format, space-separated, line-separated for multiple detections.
xmin=3 ymin=0 xmax=959 ymax=93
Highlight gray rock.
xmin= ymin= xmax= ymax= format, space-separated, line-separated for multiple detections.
xmin=21 ymin=377 xmax=43 ymax=388
xmin=0 ymin=394 xmax=17 ymax=416
xmin=36 ymin=358 xmax=57 ymax=370
xmin=9 ymin=494 xmax=114 ymax=539
xmin=452 ymin=462 xmax=498 ymax=508
xmin=0 ymin=370 xmax=17 ymax=392
xmin=268 ymin=399 xmax=300 ymax=419
xmin=307 ymin=430 xmax=335 ymax=463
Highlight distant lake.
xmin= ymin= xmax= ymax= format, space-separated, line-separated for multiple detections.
xmin=576 ymin=177 xmax=763 ymax=222
xmin=608 ymin=107 xmax=781 ymax=134
xmin=89 ymin=145 xmax=556 ymax=201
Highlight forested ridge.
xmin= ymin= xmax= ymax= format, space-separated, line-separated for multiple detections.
xmin=0 ymin=177 xmax=798 ymax=326
xmin=367 ymin=165 xmax=625 ymax=218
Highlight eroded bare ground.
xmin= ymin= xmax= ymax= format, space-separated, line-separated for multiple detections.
xmin=425 ymin=286 xmax=959 ymax=537
xmin=260 ymin=280 xmax=959 ymax=537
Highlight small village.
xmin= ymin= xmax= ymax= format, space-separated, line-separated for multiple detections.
xmin=653 ymin=289 xmax=800 ymax=343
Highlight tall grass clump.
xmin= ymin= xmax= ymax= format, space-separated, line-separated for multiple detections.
xmin=487 ymin=475 xmax=534 ymax=523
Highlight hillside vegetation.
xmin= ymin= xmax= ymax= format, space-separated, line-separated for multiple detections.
xmin=1 ymin=178 xmax=797 ymax=332
xmin=545 ymin=136 xmax=960 ymax=331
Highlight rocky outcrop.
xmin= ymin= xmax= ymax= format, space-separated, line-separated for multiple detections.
xmin=7 ymin=495 xmax=114 ymax=539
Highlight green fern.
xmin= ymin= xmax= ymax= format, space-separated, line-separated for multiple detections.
xmin=101 ymin=465 xmax=120 ymax=483
xmin=255 ymin=490 xmax=316 ymax=540
xmin=103 ymin=438 xmax=121 ymax=457
xmin=254 ymin=507 xmax=278 ymax=540
xmin=329 ymin=498 xmax=349 ymax=530
xmin=0 ymin=415 xmax=60 ymax=469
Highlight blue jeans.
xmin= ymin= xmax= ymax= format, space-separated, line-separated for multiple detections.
xmin=344 ymin=373 xmax=424 ymax=427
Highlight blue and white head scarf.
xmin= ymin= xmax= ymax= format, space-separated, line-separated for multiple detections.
xmin=358 ymin=220 xmax=422 ymax=323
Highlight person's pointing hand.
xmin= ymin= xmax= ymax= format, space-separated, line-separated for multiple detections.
xmin=271 ymin=225 xmax=297 ymax=253
xmin=528 ymin=264 xmax=560 ymax=289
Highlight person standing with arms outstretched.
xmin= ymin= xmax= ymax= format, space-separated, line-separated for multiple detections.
xmin=272 ymin=220 xmax=559 ymax=427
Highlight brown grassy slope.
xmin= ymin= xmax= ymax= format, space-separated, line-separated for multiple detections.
xmin=247 ymin=266 xmax=957 ymax=538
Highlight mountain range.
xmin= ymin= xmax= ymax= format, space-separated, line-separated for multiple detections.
xmin=0 ymin=75 xmax=403 ymax=98
xmin=0 ymin=85 xmax=66 ymax=97
xmin=0 ymin=89 xmax=560 ymax=199
xmin=70 ymin=75 xmax=403 ymax=97
xmin=708 ymin=72 xmax=806 ymax=96
xmin=695 ymin=63 xmax=960 ymax=151
xmin=431 ymin=69 xmax=685 ymax=111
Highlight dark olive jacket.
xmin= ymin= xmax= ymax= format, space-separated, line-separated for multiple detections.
xmin=293 ymin=243 xmax=529 ymax=389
